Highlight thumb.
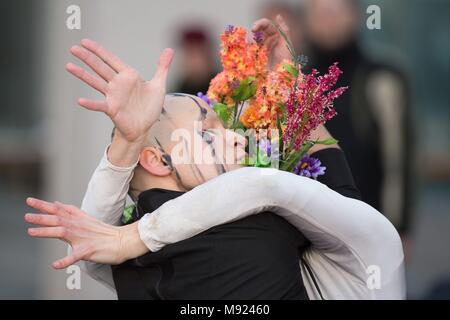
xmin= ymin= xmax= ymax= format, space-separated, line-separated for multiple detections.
xmin=52 ymin=249 xmax=85 ymax=269
xmin=153 ymin=48 xmax=174 ymax=85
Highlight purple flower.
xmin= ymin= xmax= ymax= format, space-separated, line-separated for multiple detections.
xmin=298 ymin=54 xmax=309 ymax=67
xmin=230 ymin=79 xmax=241 ymax=89
xmin=253 ymin=31 xmax=264 ymax=44
xmin=259 ymin=138 xmax=271 ymax=156
xmin=293 ymin=155 xmax=326 ymax=180
xmin=197 ymin=92 xmax=215 ymax=107
xmin=225 ymin=25 xmax=235 ymax=34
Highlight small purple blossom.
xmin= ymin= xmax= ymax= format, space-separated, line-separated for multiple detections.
xmin=225 ymin=25 xmax=235 ymax=34
xmin=259 ymin=138 xmax=271 ymax=156
xmin=253 ymin=31 xmax=264 ymax=44
xmin=197 ymin=92 xmax=215 ymax=107
xmin=231 ymin=79 xmax=241 ymax=89
xmin=293 ymin=155 xmax=326 ymax=180
xmin=298 ymin=54 xmax=309 ymax=68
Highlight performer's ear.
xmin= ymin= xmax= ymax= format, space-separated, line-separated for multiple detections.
xmin=139 ymin=147 xmax=172 ymax=177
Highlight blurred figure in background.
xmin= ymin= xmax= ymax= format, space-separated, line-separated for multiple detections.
xmin=302 ymin=0 xmax=414 ymax=240
xmin=172 ymin=25 xmax=218 ymax=95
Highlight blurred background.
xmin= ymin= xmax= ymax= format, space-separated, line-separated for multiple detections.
xmin=1 ymin=0 xmax=449 ymax=299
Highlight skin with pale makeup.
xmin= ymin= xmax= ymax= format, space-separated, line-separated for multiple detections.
xmin=128 ymin=93 xmax=247 ymax=199
xmin=25 ymin=16 xmax=338 ymax=270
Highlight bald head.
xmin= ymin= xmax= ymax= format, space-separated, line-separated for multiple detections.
xmin=129 ymin=93 xmax=246 ymax=198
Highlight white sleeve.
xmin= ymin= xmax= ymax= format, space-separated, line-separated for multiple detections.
xmin=77 ymin=146 xmax=138 ymax=291
xmin=138 ymin=167 xmax=405 ymax=299
xmin=81 ymin=146 xmax=137 ymax=225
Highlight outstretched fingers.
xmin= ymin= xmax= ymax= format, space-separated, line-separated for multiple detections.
xmin=55 ymin=202 xmax=85 ymax=218
xmin=26 ymin=198 xmax=69 ymax=217
xmin=70 ymin=45 xmax=116 ymax=82
xmin=66 ymin=62 xmax=107 ymax=94
xmin=27 ymin=226 xmax=67 ymax=239
xmin=152 ymin=48 xmax=174 ymax=85
xmin=81 ymin=39 xmax=128 ymax=73
xmin=78 ymin=98 xmax=109 ymax=113
xmin=52 ymin=249 xmax=86 ymax=269
xmin=25 ymin=213 xmax=61 ymax=227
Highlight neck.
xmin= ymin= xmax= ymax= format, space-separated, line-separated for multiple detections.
xmin=130 ymin=167 xmax=186 ymax=200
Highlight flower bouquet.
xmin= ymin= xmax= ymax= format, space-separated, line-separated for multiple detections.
xmin=199 ymin=23 xmax=348 ymax=179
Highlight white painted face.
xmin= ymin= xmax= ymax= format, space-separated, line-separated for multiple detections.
xmin=148 ymin=93 xmax=246 ymax=190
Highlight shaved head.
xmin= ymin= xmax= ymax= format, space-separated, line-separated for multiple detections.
xmin=130 ymin=93 xmax=246 ymax=196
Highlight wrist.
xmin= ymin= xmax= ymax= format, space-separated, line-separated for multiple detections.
xmin=307 ymin=125 xmax=340 ymax=155
xmin=118 ymin=222 xmax=149 ymax=262
xmin=107 ymin=131 xmax=147 ymax=167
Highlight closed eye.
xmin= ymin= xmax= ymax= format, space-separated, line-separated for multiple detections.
xmin=201 ymin=130 xmax=215 ymax=144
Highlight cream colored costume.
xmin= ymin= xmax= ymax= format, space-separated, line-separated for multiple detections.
xmin=80 ymin=149 xmax=405 ymax=299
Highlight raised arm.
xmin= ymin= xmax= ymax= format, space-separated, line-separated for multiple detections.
xmin=65 ymin=39 xmax=173 ymax=288
xmin=67 ymin=38 xmax=174 ymax=224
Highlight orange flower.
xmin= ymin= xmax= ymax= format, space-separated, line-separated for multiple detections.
xmin=241 ymin=60 xmax=298 ymax=129
xmin=208 ymin=26 xmax=269 ymax=108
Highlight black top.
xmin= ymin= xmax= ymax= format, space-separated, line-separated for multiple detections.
xmin=111 ymin=148 xmax=360 ymax=300
xmin=308 ymin=40 xmax=412 ymax=233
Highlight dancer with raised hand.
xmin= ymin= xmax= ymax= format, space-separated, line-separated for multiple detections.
xmin=25 ymin=16 xmax=405 ymax=299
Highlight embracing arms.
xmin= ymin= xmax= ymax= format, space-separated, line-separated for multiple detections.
xmin=26 ymin=158 xmax=404 ymax=299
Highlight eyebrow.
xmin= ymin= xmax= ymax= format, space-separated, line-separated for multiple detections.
xmin=168 ymin=94 xmax=229 ymax=178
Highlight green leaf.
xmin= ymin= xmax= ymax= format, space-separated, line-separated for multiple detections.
xmin=314 ymin=138 xmax=339 ymax=145
xmin=299 ymin=141 xmax=316 ymax=155
xmin=256 ymin=147 xmax=272 ymax=167
xmin=227 ymin=106 xmax=236 ymax=128
xmin=213 ymin=103 xmax=231 ymax=124
xmin=241 ymin=83 xmax=257 ymax=101
xmin=283 ymin=62 xmax=299 ymax=78
xmin=233 ymin=77 xmax=257 ymax=102
xmin=121 ymin=204 xmax=135 ymax=225
xmin=230 ymin=121 xmax=247 ymax=130
xmin=280 ymin=150 xmax=304 ymax=172
xmin=271 ymin=20 xmax=297 ymax=62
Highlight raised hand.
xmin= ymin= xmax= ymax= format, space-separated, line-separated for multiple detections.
xmin=25 ymin=198 xmax=148 ymax=269
xmin=66 ymin=39 xmax=174 ymax=142
xmin=252 ymin=15 xmax=293 ymax=69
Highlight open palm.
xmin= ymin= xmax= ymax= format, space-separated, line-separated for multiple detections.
xmin=66 ymin=39 xmax=174 ymax=142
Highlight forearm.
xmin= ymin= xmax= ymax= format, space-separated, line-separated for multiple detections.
xmin=80 ymin=147 xmax=136 ymax=225
xmin=80 ymin=221 xmax=148 ymax=291
xmin=307 ymin=125 xmax=340 ymax=155
xmin=108 ymin=129 xmax=146 ymax=167
xmin=80 ymin=129 xmax=145 ymax=225
xmin=79 ymin=135 xmax=142 ymax=289
xmin=138 ymin=167 xmax=395 ymax=252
